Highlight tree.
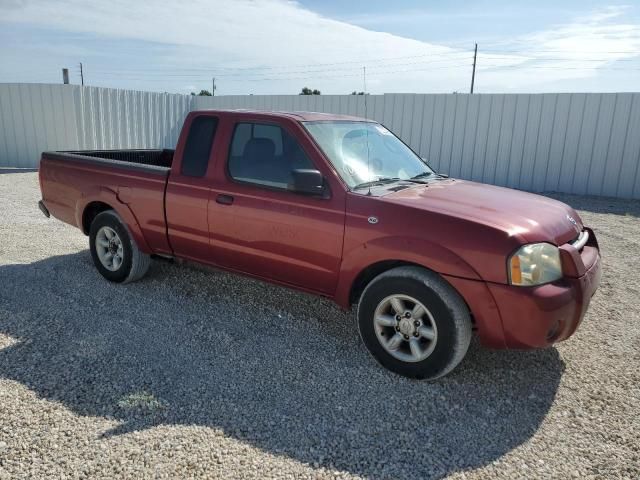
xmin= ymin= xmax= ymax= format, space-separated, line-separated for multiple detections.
xmin=351 ymin=91 xmax=366 ymax=95
xmin=300 ymin=87 xmax=321 ymax=95
xmin=190 ymin=90 xmax=212 ymax=96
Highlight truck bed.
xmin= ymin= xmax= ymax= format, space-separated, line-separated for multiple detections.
xmin=39 ymin=148 xmax=174 ymax=255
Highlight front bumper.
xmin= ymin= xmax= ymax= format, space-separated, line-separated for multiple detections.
xmin=445 ymin=228 xmax=602 ymax=349
xmin=487 ymin=248 xmax=601 ymax=348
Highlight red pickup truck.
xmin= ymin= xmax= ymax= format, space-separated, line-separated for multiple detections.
xmin=38 ymin=109 xmax=602 ymax=379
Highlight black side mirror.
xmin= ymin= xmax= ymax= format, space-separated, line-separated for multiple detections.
xmin=288 ymin=169 xmax=326 ymax=196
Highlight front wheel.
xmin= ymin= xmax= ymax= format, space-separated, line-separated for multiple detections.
xmin=89 ymin=210 xmax=151 ymax=283
xmin=357 ymin=266 xmax=472 ymax=380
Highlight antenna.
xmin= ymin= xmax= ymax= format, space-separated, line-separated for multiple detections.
xmin=364 ymin=66 xmax=372 ymax=196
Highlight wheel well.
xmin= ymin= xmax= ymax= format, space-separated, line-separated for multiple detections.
xmin=349 ymin=260 xmax=423 ymax=306
xmin=82 ymin=201 xmax=113 ymax=234
xmin=349 ymin=261 xmax=476 ymax=327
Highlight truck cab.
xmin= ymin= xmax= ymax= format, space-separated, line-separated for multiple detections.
xmin=165 ymin=111 xmax=349 ymax=295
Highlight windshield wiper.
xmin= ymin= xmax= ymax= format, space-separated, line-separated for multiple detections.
xmin=353 ymin=177 xmax=401 ymax=190
xmin=410 ymin=171 xmax=435 ymax=180
xmin=411 ymin=171 xmax=451 ymax=181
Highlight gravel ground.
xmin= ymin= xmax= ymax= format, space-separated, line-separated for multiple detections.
xmin=0 ymin=171 xmax=639 ymax=479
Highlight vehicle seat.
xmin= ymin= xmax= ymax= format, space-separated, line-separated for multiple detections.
xmin=243 ymin=137 xmax=276 ymax=164
xmin=235 ymin=137 xmax=276 ymax=181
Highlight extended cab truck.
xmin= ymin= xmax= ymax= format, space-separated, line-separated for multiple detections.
xmin=38 ymin=110 xmax=602 ymax=379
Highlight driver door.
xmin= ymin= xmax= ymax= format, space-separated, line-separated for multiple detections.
xmin=207 ymin=118 xmax=347 ymax=295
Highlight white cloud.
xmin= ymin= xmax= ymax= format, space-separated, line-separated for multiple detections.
xmin=476 ymin=5 xmax=640 ymax=91
xmin=0 ymin=1 xmax=639 ymax=93
xmin=0 ymin=0 xmax=455 ymax=64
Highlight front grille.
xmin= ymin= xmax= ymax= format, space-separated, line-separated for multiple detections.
xmin=570 ymin=230 xmax=589 ymax=251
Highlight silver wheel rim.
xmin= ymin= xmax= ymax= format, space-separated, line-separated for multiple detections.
xmin=373 ymin=294 xmax=438 ymax=363
xmin=95 ymin=226 xmax=124 ymax=271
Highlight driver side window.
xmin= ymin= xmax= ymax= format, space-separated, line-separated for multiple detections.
xmin=228 ymin=122 xmax=314 ymax=189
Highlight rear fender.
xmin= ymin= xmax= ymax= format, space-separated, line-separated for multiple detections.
xmin=335 ymin=236 xmax=482 ymax=308
xmin=75 ymin=186 xmax=152 ymax=254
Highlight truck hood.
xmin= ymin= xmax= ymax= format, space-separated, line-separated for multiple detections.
xmin=383 ymin=179 xmax=583 ymax=245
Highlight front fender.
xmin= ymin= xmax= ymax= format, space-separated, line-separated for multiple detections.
xmin=75 ymin=186 xmax=152 ymax=254
xmin=335 ymin=235 xmax=482 ymax=308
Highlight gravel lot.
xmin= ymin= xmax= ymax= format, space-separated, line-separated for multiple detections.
xmin=1 ymin=171 xmax=639 ymax=479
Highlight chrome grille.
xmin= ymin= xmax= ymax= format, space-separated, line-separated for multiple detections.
xmin=570 ymin=230 xmax=589 ymax=251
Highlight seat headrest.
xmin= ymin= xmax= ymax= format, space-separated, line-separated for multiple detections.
xmin=243 ymin=137 xmax=276 ymax=160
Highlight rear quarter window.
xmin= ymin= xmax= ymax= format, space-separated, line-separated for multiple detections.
xmin=181 ymin=116 xmax=218 ymax=177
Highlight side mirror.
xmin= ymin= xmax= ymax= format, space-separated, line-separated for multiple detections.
xmin=288 ymin=169 xmax=326 ymax=196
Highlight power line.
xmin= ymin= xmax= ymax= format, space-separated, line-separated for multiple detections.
xmin=17 ymin=60 xmax=638 ymax=86
xmin=85 ymin=58 xmax=474 ymax=80
xmin=35 ymin=51 xmax=638 ymax=79
xmin=74 ymin=63 xmax=473 ymax=83
xmin=40 ymin=55 xmax=640 ymax=84
xmin=84 ymin=56 xmax=474 ymax=78
xmin=432 ymin=37 xmax=640 ymax=54
xmin=81 ymin=51 xmax=474 ymax=75
xmin=194 ymin=63 xmax=473 ymax=81
xmin=175 ymin=50 xmax=474 ymax=71
xmin=216 ymin=57 xmax=473 ymax=77
xmin=14 ymin=50 xmax=637 ymax=75
xmin=12 ymin=47 xmax=640 ymax=88
xmin=73 ymin=59 xmax=640 ymax=83
xmin=242 ymin=63 xmax=640 ymax=79
xmin=479 ymin=56 xmax=640 ymax=62
xmin=77 ymin=55 xmax=639 ymax=79
xmin=126 ymin=63 xmax=474 ymax=82
xmin=479 ymin=64 xmax=640 ymax=70
xmin=480 ymin=49 xmax=640 ymax=55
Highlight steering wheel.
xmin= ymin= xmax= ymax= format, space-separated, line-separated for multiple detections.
xmin=343 ymin=157 xmax=388 ymax=184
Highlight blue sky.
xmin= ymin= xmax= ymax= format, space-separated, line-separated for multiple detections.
xmin=1 ymin=0 xmax=639 ymax=94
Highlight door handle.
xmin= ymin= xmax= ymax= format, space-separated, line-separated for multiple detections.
xmin=216 ymin=194 xmax=234 ymax=205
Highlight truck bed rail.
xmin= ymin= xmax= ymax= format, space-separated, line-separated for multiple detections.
xmin=42 ymin=149 xmax=173 ymax=175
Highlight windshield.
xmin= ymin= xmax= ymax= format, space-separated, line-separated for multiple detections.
xmin=303 ymin=121 xmax=433 ymax=188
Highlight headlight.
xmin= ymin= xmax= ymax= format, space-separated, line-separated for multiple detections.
xmin=508 ymin=243 xmax=562 ymax=286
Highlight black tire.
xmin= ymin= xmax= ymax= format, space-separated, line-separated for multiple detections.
xmin=89 ymin=210 xmax=151 ymax=283
xmin=357 ymin=266 xmax=471 ymax=380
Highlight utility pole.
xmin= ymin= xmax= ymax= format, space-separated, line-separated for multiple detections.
xmin=79 ymin=62 xmax=84 ymax=86
xmin=62 ymin=68 xmax=69 ymax=84
xmin=212 ymin=77 xmax=216 ymax=96
xmin=470 ymin=43 xmax=478 ymax=94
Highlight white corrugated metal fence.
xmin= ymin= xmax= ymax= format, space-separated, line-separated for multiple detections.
xmin=1 ymin=84 xmax=639 ymax=199
xmin=0 ymin=84 xmax=192 ymax=169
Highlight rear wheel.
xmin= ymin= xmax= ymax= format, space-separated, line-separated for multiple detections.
xmin=357 ymin=266 xmax=471 ymax=380
xmin=89 ymin=210 xmax=151 ymax=283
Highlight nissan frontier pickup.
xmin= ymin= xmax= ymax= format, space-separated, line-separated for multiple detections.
xmin=38 ymin=110 xmax=602 ymax=379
